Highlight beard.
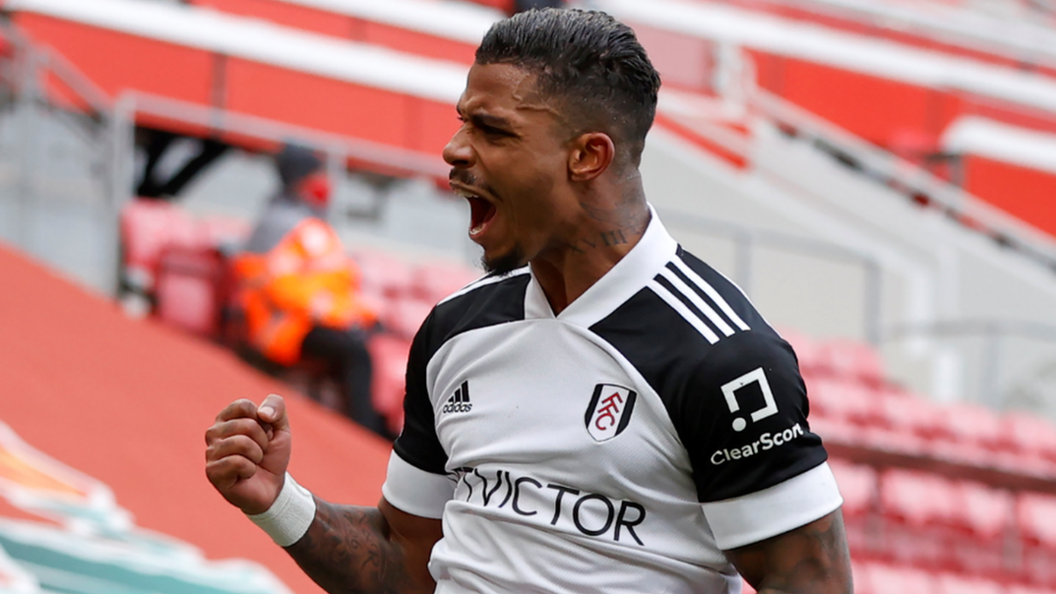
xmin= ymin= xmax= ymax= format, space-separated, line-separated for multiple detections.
xmin=481 ymin=244 xmax=527 ymax=276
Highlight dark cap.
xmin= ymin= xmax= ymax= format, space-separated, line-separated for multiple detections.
xmin=275 ymin=143 xmax=323 ymax=190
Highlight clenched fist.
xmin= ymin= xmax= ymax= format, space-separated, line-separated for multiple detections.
xmin=205 ymin=394 xmax=292 ymax=515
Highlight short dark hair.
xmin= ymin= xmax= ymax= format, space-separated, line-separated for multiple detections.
xmin=476 ymin=9 xmax=661 ymax=168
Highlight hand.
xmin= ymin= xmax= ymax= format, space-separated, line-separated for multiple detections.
xmin=205 ymin=394 xmax=293 ymax=515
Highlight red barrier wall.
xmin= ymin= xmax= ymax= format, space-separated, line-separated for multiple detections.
xmin=962 ymin=157 xmax=1056 ymax=238
xmin=191 ymin=0 xmax=479 ymax=63
xmin=16 ymin=13 xmax=216 ymax=106
xmin=195 ymin=0 xmax=352 ymax=38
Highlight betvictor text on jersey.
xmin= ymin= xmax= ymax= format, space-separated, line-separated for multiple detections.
xmin=451 ymin=466 xmax=647 ymax=546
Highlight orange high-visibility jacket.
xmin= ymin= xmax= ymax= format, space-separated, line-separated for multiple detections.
xmin=234 ymin=199 xmax=375 ymax=366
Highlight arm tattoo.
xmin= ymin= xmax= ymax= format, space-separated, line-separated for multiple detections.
xmin=730 ymin=511 xmax=853 ymax=594
xmin=284 ymin=498 xmax=416 ymax=594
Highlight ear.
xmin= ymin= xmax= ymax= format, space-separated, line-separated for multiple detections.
xmin=568 ymin=132 xmax=615 ymax=182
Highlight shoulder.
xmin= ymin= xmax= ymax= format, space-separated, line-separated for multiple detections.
xmin=591 ymin=246 xmax=781 ymax=392
xmin=245 ymin=200 xmax=317 ymax=254
xmin=415 ymin=267 xmax=532 ymax=358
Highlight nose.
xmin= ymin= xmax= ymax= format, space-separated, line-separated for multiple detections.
xmin=443 ymin=126 xmax=474 ymax=169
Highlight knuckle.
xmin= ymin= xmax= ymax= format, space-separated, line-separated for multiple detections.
xmin=216 ymin=399 xmax=255 ymax=422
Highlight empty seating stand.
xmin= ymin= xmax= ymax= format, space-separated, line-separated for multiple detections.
xmin=6 ymin=0 xmax=467 ymax=166
xmin=596 ymin=0 xmax=1056 ymax=238
xmin=853 ymin=560 xmax=1056 ymax=594
xmin=187 ymin=0 xmax=497 ymax=64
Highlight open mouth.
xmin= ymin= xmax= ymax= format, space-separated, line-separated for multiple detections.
xmin=453 ymin=186 xmax=498 ymax=238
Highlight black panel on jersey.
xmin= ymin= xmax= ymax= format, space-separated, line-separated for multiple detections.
xmin=681 ymin=331 xmax=826 ymax=502
xmin=393 ymin=272 xmax=531 ymax=476
xmin=592 ymin=253 xmax=827 ymax=503
xmin=675 ymin=247 xmax=765 ymax=331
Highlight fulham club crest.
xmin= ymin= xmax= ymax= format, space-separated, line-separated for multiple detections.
xmin=585 ymin=384 xmax=637 ymax=442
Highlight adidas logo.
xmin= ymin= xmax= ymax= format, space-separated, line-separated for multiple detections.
xmin=442 ymin=381 xmax=473 ymax=414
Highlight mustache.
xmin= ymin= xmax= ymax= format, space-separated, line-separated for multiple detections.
xmin=449 ymin=170 xmax=497 ymax=199
xmin=449 ymin=169 xmax=480 ymax=188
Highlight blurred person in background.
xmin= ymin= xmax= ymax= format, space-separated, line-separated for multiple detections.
xmin=232 ymin=143 xmax=385 ymax=436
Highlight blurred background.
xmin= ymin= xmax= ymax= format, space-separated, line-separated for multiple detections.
xmin=0 ymin=0 xmax=1055 ymax=592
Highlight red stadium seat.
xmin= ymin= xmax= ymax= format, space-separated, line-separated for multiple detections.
xmin=1008 ymin=584 xmax=1056 ymax=594
xmin=119 ymin=199 xmax=199 ymax=292
xmin=954 ymin=481 xmax=1012 ymax=540
xmin=862 ymin=563 xmax=935 ymax=594
xmin=876 ymin=391 xmax=950 ymax=441
xmin=881 ymin=469 xmax=956 ymax=528
xmin=153 ymin=245 xmax=224 ymax=337
xmin=1002 ymin=413 xmax=1056 ymax=461
xmin=849 ymin=561 xmax=874 ymax=594
xmin=879 ymin=469 xmax=957 ymax=566
xmin=829 ymin=458 xmax=876 ymax=519
xmin=1017 ymin=492 xmax=1056 ymax=586
xmin=352 ymin=248 xmax=415 ymax=299
xmin=943 ymin=402 xmax=1005 ymax=451
xmin=1018 ymin=493 xmax=1056 ymax=549
xmin=368 ymin=333 xmax=412 ymax=436
xmin=806 ymin=415 xmax=862 ymax=446
xmin=379 ymin=295 xmax=433 ymax=340
xmin=804 ymin=376 xmax=882 ymax=426
xmin=944 ymin=481 xmax=1012 ymax=576
xmin=857 ymin=424 xmax=931 ymax=457
xmin=815 ymin=338 xmax=886 ymax=388
xmin=829 ymin=458 xmax=877 ymax=554
xmin=935 ymin=573 xmax=1004 ymax=594
xmin=410 ymin=261 xmax=479 ymax=305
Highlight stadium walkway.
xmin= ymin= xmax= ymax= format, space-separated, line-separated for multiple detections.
xmin=0 ymin=241 xmax=392 ymax=593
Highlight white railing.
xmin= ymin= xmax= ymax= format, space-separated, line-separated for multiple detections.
xmin=748 ymin=89 xmax=1056 ymax=270
xmin=708 ymin=0 xmax=1056 ymax=73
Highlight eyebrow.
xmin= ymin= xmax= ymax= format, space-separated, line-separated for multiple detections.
xmin=459 ymin=108 xmax=516 ymax=134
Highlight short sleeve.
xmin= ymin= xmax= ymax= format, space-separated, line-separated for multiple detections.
xmin=384 ymin=312 xmax=454 ymax=518
xmin=673 ymin=331 xmax=841 ymax=547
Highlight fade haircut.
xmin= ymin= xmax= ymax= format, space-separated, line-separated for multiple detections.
xmin=476 ymin=9 xmax=661 ymax=168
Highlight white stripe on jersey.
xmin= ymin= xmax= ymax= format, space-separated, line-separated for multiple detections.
xmin=670 ymin=258 xmax=751 ymax=331
xmin=657 ymin=267 xmax=735 ymax=337
xmin=438 ymin=266 xmax=531 ymax=306
xmin=647 ymin=279 xmax=721 ymax=344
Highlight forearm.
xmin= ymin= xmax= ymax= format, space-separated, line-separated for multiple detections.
xmin=284 ymin=498 xmax=417 ymax=594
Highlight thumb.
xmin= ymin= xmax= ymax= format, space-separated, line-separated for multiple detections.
xmin=257 ymin=394 xmax=290 ymax=433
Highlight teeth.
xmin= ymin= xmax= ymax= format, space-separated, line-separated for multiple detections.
xmin=453 ymin=188 xmax=481 ymax=199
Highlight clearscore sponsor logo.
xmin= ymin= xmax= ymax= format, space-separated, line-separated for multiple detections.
xmin=710 ymin=422 xmax=805 ymax=465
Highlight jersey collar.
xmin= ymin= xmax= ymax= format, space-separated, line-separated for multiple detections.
xmin=524 ymin=205 xmax=678 ymax=327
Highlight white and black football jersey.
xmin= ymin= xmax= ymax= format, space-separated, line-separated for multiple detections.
xmin=382 ymin=209 xmax=843 ymax=594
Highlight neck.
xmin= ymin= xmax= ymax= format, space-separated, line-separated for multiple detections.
xmin=531 ymin=178 xmax=651 ymax=315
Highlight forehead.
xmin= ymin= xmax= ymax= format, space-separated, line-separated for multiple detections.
xmin=458 ymin=63 xmax=546 ymax=117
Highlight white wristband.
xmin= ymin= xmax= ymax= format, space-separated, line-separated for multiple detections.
xmin=246 ymin=473 xmax=317 ymax=547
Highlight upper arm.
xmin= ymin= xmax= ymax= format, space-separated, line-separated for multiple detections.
xmin=378 ymin=497 xmax=444 ymax=590
xmin=382 ymin=309 xmax=455 ymax=515
xmin=675 ymin=331 xmax=841 ymax=548
xmin=672 ymin=330 xmax=849 ymax=590
xmin=725 ymin=509 xmax=853 ymax=594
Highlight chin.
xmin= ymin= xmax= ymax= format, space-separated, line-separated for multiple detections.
xmin=482 ymin=247 xmax=526 ymax=276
